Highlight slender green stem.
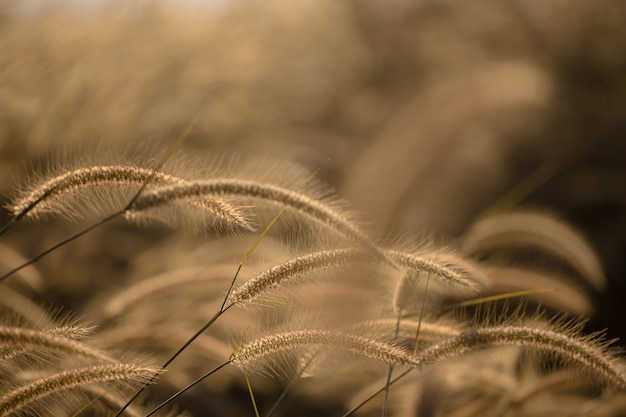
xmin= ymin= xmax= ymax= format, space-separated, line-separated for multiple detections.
xmin=245 ymin=371 xmax=261 ymax=417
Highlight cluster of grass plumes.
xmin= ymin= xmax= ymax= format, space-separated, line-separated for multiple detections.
xmin=1 ymin=145 xmax=625 ymax=417
xmin=0 ymin=312 xmax=179 ymax=417
xmin=1 ymin=1 xmax=626 ymax=416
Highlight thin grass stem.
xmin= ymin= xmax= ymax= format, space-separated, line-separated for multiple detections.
xmin=341 ymin=369 xmax=413 ymax=417
xmin=143 ymin=361 xmax=232 ymax=417
xmin=0 ymin=121 xmax=194 ymax=285
xmin=244 ymin=371 xmax=261 ymax=417
xmin=0 ymin=210 xmax=122 ymax=285
xmin=115 ymin=209 xmax=283 ymax=416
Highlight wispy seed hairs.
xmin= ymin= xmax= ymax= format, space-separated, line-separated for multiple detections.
xmin=0 ymin=363 xmax=160 ymax=417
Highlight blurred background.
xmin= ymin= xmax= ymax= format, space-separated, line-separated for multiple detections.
xmin=0 ymin=0 xmax=625 ymax=413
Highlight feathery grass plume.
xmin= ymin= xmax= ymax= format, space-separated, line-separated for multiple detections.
xmin=231 ymin=329 xmax=419 ymax=376
xmin=0 ymin=326 xmax=114 ymax=363
xmin=462 ymin=209 xmax=606 ymax=292
xmin=47 ymin=324 xmax=95 ymax=341
xmin=227 ymin=246 xmax=484 ymax=308
xmin=129 ymin=179 xmax=375 ymax=249
xmin=225 ymin=248 xmax=374 ymax=307
xmin=8 ymin=165 xmax=252 ymax=231
xmin=0 ymin=311 xmax=94 ymax=361
xmin=416 ymin=324 xmax=626 ymax=390
xmin=391 ymin=251 xmax=486 ymax=314
xmin=0 ymin=363 xmax=159 ymax=417
xmin=388 ymin=250 xmax=488 ymax=291
xmin=348 ymin=359 xmax=515 ymax=417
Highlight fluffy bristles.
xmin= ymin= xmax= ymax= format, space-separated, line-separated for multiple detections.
xmin=9 ymin=164 xmax=253 ymax=232
xmin=391 ymin=251 xmax=487 ymax=313
xmin=129 ymin=178 xmax=374 ymax=248
xmin=231 ymin=329 xmax=419 ymax=377
xmin=417 ymin=323 xmax=626 ymax=390
xmin=226 ymin=247 xmax=374 ymax=307
xmin=0 ymin=326 xmax=113 ymax=363
xmin=0 ymin=363 xmax=160 ymax=417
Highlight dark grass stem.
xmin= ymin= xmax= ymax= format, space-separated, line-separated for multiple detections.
xmin=381 ymin=310 xmax=401 ymax=417
xmin=143 ymin=360 xmax=233 ymax=417
xmin=0 ymin=183 xmax=62 ymax=237
xmin=0 ymin=210 xmax=122 ymax=285
xmin=0 ymin=119 xmax=194 ymax=285
xmin=341 ymin=369 xmax=414 ymax=417
xmin=264 ymin=353 xmax=318 ymax=417
xmin=348 ymin=256 xmax=435 ymax=417
xmin=116 ymin=209 xmax=284 ymax=416
xmin=412 ymin=271 xmax=432 ymax=356
xmin=113 ymin=308 xmax=231 ymax=417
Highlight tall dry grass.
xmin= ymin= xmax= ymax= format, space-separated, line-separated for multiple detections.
xmin=1 ymin=1 xmax=626 ymax=416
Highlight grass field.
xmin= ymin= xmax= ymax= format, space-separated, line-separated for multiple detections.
xmin=1 ymin=1 xmax=625 ymax=416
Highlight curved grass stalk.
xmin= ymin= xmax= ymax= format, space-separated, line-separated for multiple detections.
xmin=391 ymin=252 xmax=486 ymax=313
xmin=231 ymin=329 xmax=419 ymax=374
xmin=0 ymin=326 xmax=114 ymax=363
xmin=417 ymin=325 xmax=626 ymax=390
xmin=226 ymin=248 xmax=372 ymax=307
xmin=144 ymin=331 xmax=420 ymax=417
xmin=9 ymin=165 xmax=252 ymax=231
xmin=343 ymin=326 xmax=625 ymax=416
xmin=6 ymin=117 xmax=193 ymax=228
xmin=129 ymin=179 xmax=373 ymax=247
xmin=343 ymin=323 xmax=626 ymax=416
xmin=0 ymin=363 xmax=158 ymax=417
xmin=227 ymin=247 xmax=482 ymax=308
xmin=0 ymin=123 xmax=194 ymax=285
xmin=10 ymin=165 xmax=179 ymax=216
xmin=387 ymin=251 xmax=486 ymax=291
